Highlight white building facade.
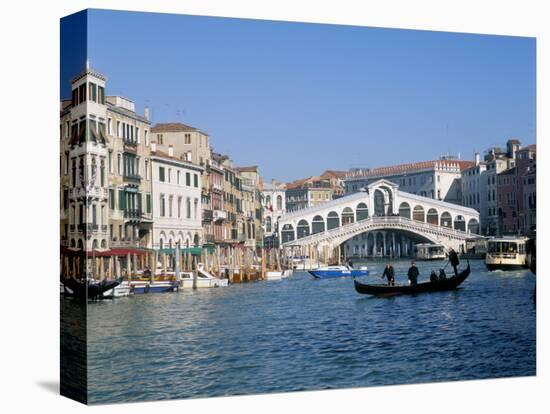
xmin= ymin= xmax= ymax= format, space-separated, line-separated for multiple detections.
xmin=150 ymin=148 xmax=204 ymax=249
xmin=262 ymin=181 xmax=287 ymax=239
xmin=345 ymin=159 xmax=474 ymax=205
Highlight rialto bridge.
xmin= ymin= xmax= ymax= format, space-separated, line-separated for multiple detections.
xmin=278 ymin=179 xmax=480 ymax=258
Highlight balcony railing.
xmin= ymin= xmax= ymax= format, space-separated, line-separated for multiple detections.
xmin=123 ymin=174 xmax=142 ymax=183
xmin=202 ymin=209 xmax=213 ymax=221
xmin=70 ymin=187 xmax=108 ymax=200
xmin=124 ymin=209 xmax=142 ymax=219
xmin=77 ymin=223 xmax=98 ymax=233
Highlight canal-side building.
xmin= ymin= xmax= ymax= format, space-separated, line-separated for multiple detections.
xmin=201 ymin=156 xmax=226 ymax=246
xmin=150 ymin=144 xmax=203 ymax=249
xmin=150 ymin=122 xmax=212 ymax=167
xmin=515 ymin=144 xmax=536 ymax=234
xmin=523 ymin=163 xmax=536 ymax=235
xmin=105 ymin=95 xmax=153 ymax=250
xmin=345 ymin=157 xmax=474 ymax=205
xmin=261 ymin=180 xmax=287 ymax=247
xmin=61 ymin=66 xmax=154 ymax=252
xmin=236 ymin=166 xmax=264 ymax=249
xmin=461 ymin=153 xmax=488 ymax=230
xmin=60 ymin=66 xmax=110 ymax=252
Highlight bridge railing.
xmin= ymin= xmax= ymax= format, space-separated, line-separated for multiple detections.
xmin=283 ymin=215 xmax=474 ymax=246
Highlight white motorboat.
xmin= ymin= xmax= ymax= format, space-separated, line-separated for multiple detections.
xmin=179 ymin=263 xmax=229 ymax=288
xmin=265 ymin=269 xmax=293 ymax=280
xmin=101 ymin=281 xmax=131 ymax=298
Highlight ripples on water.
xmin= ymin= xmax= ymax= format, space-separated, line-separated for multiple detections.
xmin=81 ymin=259 xmax=535 ymax=404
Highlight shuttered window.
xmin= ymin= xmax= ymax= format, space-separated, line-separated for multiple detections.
xmin=118 ymin=190 xmax=126 ymax=210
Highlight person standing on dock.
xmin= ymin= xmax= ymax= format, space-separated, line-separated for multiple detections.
xmin=449 ymin=248 xmax=460 ymax=276
xmin=407 ymin=261 xmax=419 ymax=286
xmin=382 ymin=263 xmax=395 ymax=286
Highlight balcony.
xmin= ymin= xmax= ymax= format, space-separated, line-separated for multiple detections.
xmin=124 ymin=209 xmax=142 ymax=219
xmin=211 ymin=183 xmax=224 ymax=193
xmin=70 ymin=187 xmax=108 ymax=200
xmin=123 ymin=139 xmax=138 ymax=152
xmin=213 ymin=209 xmax=227 ymax=222
xmin=202 ymin=209 xmax=213 ymax=222
xmin=77 ymin=223 xmax=98 ymax=233
xmin=123 ymin=173 xmax=141 ymax=184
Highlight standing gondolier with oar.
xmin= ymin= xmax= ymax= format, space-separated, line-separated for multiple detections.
xmin=448 ymin=248 xmax=460 ymax=276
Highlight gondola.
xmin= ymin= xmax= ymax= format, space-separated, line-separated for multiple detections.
xmin=61 ymin=277 xmax=123 ymax=301
xmin=354 ymin=263 xmax=470 ymax=296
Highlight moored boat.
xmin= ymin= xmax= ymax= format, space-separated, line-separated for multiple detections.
xmin=179 ymin=263 xmax=229 ymax=288
xmin=61 ymin=277 xmax=123 ymax=301
xmin=309 ymin=265 xmax=369 ymax=279
xmin=354 ymin=263 xmax=470 ymax=296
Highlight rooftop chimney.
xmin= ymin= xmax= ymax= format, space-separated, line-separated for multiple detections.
xmin=475 ymin=152 xmax=480 ymax=166
xmin=144 ymin=106 xmax=150 ymax=121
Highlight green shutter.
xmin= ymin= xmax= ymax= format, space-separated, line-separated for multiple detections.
xmin=137 ymin=192 xmax=142 ymax=212
xmin=159 ymin=166 xmax=165 ymax=182
xmin=186 ymin=172 xmax=191 ymax=186
xmin=194 ymin=174 xmax=198 ymax=188
xmin=119 ymin=190 xmax=126 ymax=210
xmin=109 ymin=189 xmax=115 ymax=209
xmin=146 ymin=194 xmax=151 ymax=213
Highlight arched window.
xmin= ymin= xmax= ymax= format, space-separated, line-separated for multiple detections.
xmin=312 ymin=215 xmax=325 ymax=234
xmin=399 ymin=202 xmax=411 ymax=219
xmin=342 ymin=207 xmax=354 ymax=225
xmin=193 ymin=233 xmax=200 ymax=247
xmin=427 ymin=208 xmax=438 ymax=225
xmin=266 ymin=216 xmax=272 ymax=233
xmin=412 ymin=205 xmax=425 ymax=222
xmin=327 ymin=211 xmax=340 ymax=230
xmin=454 ymin=215 xmax=466 ymax=231
xmin=100 ymin=239 xmax=107 ymax=249
xmin=467 ymin=218 xmax=479 ymax=234
xmin=281 ymin=224 xmax=295 ymax=243
xmin=266 ymin=195 xmax=271 ymax=206
xmin=297 ymin=219 xmax=310 ymax=239
xmin=276 ymin=195 xmax=283 ymax=211
xmin=356 ymin=203 xmax=368 ymax=221
xmin=440 ymin=212 xmax=452 ymax=228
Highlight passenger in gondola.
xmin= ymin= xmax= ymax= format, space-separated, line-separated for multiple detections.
xmin=381 ymin=263 xmax=395 ymax=286
xmin=430 ymin=270 xmax=438 ymax=283
xmin=347 ymin=258 xmax=354 ymax=269
xmin=449 ymin=248 xmax=460 ymax=276
xmin=438 ymin=268 xmax=447 ymax=281
xmin=407 ymin=261 xmax=419 ymax=286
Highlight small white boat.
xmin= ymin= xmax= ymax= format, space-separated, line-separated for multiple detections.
xmin=101 ymin=281 xmax=131 ymax=298
xmin=290 ymin=256 xmax=322 ymax=271
xmin=414 ymin=243 xmax=447 ymax=260
xmin=179 ymin=263 xmax=229 ymax=288
xmin=265 ymin=269 xmax=293 ymax=280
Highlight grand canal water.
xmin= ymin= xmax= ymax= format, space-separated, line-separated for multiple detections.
xmin=78 ymin=259 xmax=535 ymax=404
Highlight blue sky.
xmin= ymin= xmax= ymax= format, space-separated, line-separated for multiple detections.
xmin=61 ymin=9 xmax=536 ymax=183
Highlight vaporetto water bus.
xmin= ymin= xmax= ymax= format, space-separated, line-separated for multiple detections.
xmin=485 ymin=237 xmax=529 ymax=271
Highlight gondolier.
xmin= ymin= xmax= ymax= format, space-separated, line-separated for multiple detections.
xmin=407 ymin=261 xmax=419 ymax=286
xmin=449 ymin=248 xmax=460 ymax=276
xmin=382 ymin=264 xmax=395 ymax=286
